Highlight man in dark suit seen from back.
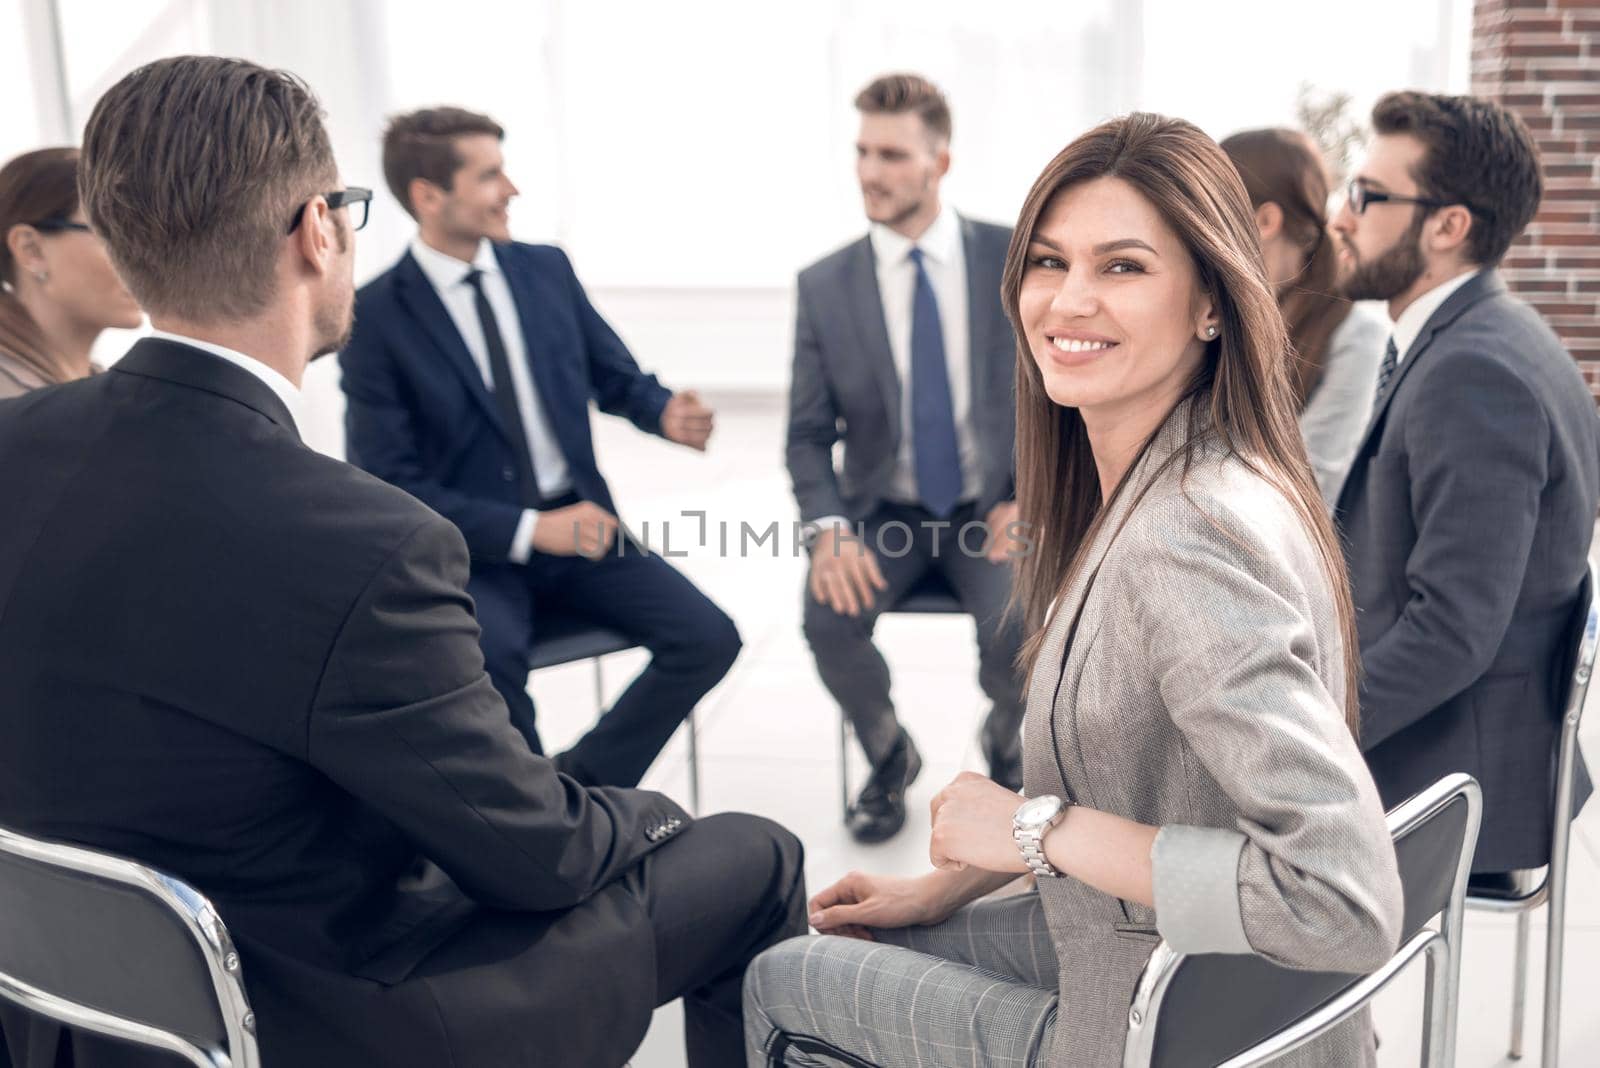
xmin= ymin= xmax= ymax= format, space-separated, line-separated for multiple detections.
xmin=0 ymin=55 xmax=803 ymax=1068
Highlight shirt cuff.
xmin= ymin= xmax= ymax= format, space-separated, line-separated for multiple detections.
xmin=509 ymin=509 xmax=539 ymax=564
xmin=1151 ymin=824 xmax=1251 ymax=955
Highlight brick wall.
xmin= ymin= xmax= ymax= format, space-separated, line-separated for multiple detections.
xmin=1472 ymin=0 xmax=1600 ymax=397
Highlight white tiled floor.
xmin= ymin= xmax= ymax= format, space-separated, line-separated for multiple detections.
xmin=528 ymin=395 xmax=1600 ymax=1067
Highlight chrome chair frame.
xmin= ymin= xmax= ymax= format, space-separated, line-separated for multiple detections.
xmin=528 ymin=620 xmax=700 ymax=813
xmin=1122 ymin=773 xmax=1482 ymax=1068
xmin=0 ymin=826 xmax=260 ymax=1068
xmin=1465 ymin=558 xmax=1597 ymax=1066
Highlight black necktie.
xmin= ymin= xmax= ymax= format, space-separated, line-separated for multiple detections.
xmin=1374 ymin=336 xmax=1399 ymax=406
xmin=463 ymin=269 xmax=541 ymax=507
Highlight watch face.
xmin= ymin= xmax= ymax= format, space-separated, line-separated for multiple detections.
xmin=1017 ymin=796 xmax=1061 ymax=826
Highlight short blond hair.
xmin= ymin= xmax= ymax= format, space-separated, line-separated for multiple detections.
xmin=854 ymin=73 xmax=952 ymax=143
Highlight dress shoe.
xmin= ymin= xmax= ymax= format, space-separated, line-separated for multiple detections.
xmin=981 ymin=729 xmax=1024 ymax=793
xmin=845 ymin=731 xmax=923 ymax=844
xmin=988 ymin=752 xmax=1024 ymax=793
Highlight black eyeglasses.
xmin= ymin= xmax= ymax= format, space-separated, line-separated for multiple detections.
xmin=287 ymin=186 xmax=372 ymax=234
xmin=1346 ymin=179 xmax=1491 ymax=220
xmin=30 ymin=218 xmax=92 ymax=234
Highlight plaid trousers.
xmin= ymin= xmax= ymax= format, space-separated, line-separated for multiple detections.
xmin=743 ymin=890 xmax=1058 ymax=1067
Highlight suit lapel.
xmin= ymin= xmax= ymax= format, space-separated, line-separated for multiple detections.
xmin=393 ymin=251 xmax=511 ymax=441
xmin=1024 ymin=402 xmax=1198 ymax=805
xmin=843 ymin=236 xmax=902 ymax=441
xmin=961 ymin=215 xmax=991 ymax=421
xmin=1343 ymin=271 xmax=1507 ymax=484
xmin=493 ymin=245 xmax=573 ymax=447
xmin=1055 ymin=406 xmax=1193 ymax=641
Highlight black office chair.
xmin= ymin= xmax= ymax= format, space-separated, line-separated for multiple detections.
xmin=0 ymin=825 xmax=260 ymax=1068
xmin=528 ymin=614 xmax=701 ymax=813
xmin=836 ymin=571 xmax=964 ymax=817
xmin=1464 ymin=558 xmax=1597 ymax=1066
xmin=1121 ymin=772 xmax=1482 ymax=1068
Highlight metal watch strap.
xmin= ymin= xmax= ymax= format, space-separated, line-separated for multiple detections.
xmin=1015 ymin=823 xmax=1060 ymax=879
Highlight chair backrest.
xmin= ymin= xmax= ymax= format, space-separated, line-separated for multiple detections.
xmin=0 ymin=826 xmax=259 ymax=1068
xmin=1123 ymin=773 xmax=1481 ymax=1068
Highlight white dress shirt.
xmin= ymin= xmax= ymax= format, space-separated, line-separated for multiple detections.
xmin=868 ymin=205 xmax=980 ymax=506
xmin=1389 ymin=268 xmax=1480 ymax=364
xmin=409 ymin=236 xmax=570 ymax=563
xmin=147 ymin=329 xmax=305 ymax=437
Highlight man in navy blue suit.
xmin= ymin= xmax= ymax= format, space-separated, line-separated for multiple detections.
xmin=341 ymin=107 xmax=738 ymax=788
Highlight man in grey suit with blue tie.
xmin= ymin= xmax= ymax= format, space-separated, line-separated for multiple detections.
xmin=1331 ymin=91 xmax=1598 ymax=883
xmin=787 ymin=74 xmax=1023 ymax=843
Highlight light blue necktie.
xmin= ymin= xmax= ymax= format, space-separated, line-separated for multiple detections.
xmin=908 ymin=247 xmax=962 ymax=517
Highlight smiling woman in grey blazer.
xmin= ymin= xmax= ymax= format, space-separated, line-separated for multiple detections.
xmin=744 ymin=114 xmax=1404 ymax=1068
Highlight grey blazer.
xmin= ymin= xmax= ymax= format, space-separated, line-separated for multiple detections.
xmin=1022 ymin=402 xmax=1403 ymax=1067
xmin=785 ymin=216 xmax=1016 ymax=522
xmin=1336 ymin=270 xmax=1598 ymax=872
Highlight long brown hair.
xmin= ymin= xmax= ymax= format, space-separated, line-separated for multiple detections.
xmin=1005 ymin=113 xmax=1360 ymax=732
xmin=1220 ymin=128 xmax=1351 ymax=407
xmin=0 ymin=147 xmax=79 ymax=384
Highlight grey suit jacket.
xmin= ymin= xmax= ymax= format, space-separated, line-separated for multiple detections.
xmin=1023 ymin=401 xmax=1402 ymax=1067
xmin=785 ymin=216 xmax=1016 ymax=522
xmin=1336 ymin=270 xmax=1598 ymax=872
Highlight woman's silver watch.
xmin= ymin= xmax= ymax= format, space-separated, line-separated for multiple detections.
xmin=1012 ymin=795 xmax=1068 ymax=878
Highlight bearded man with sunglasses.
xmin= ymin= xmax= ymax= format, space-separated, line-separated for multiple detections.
xmin=1331 ymin=91 xmax=1599 ymax=886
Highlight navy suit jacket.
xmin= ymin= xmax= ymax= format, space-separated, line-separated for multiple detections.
xmin=341 ymin=242 xmax=672 ymax=563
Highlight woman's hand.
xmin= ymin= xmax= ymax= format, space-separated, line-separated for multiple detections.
xmin=929 ymin=771 xmax=1028 ymax=874
xmin=807 ymin=871 xmax=948 ymax=941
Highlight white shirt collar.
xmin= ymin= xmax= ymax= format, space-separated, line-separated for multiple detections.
xmin=1390 ymin=268 xmax=1479 ymax=362
xmin=146 ymin=329 xmax=303 ymax=435
xmin=409 ymin=235 xmax=498 ymax=293
xmin=869 ymin=204 xmax=962 ymax=268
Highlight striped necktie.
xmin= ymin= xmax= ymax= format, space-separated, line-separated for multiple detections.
xmin=1374 ymin=336 xmax=1399 ymax=406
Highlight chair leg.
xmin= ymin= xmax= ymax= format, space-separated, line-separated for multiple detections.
xmin=1420 ymin=935 xmax=1450 ymax=1068
xmin=1510 ymin=909 xmax=1531 ymax=1060
xmin=839 ymin=715 xmax=851 ymax=821
xmin=686 ymin=709 xmax=701 ymax=815
xmin=1543 ymin=857 xmax=1570 ymax=1068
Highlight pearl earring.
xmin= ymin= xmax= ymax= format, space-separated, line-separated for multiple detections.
xmin=1204 ymin=325 xmax=1218 ymax=339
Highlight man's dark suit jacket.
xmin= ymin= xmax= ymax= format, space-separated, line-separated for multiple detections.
xmin=340 ymin=241 xmax=671 ymax=562
xmin=0 ymin=339 xmax=690 ymax=1066
xmin=1338 ymin=270 xmax=1599 ymax=872
xmin=786 ymin=216 xmax=1017 ymax=523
